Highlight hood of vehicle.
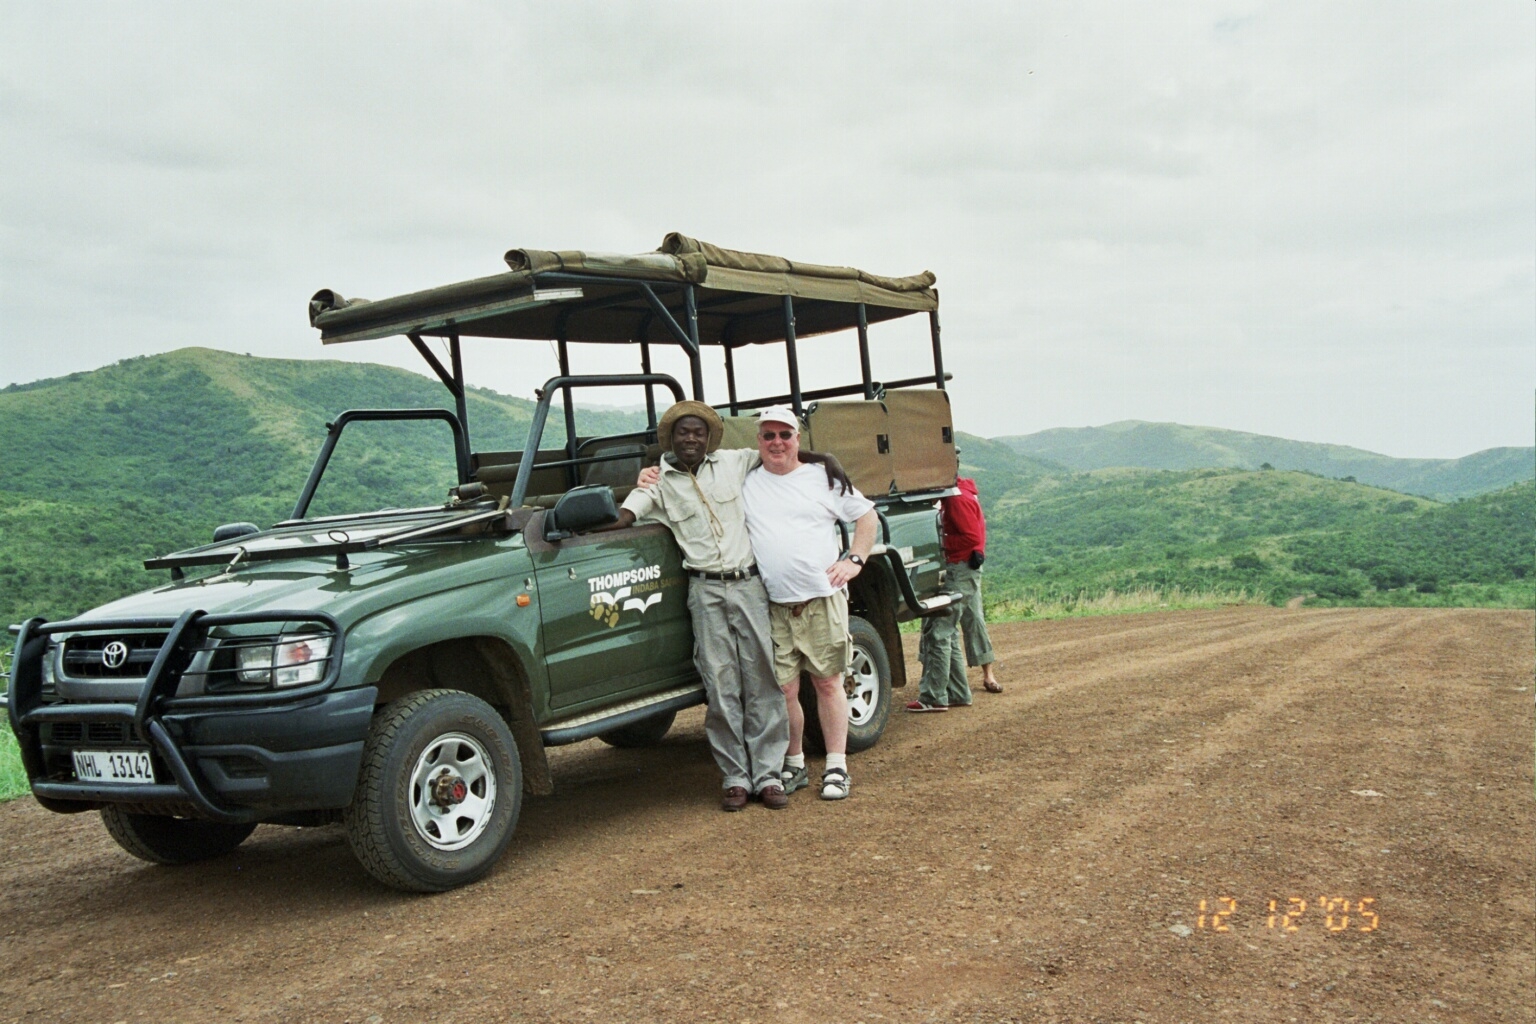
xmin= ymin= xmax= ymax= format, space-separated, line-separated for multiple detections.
xmin=68 ymin=536 xmax=529 ymax=628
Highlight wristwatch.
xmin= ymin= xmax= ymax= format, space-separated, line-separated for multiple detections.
xmin=842 ymin=553 xmax=865 ymax=566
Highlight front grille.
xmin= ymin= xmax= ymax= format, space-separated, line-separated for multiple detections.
xmin=87 ymin=723 xmax=129 ymax=744
xmin=61 ymin=634 xmax=168 ymax=680
xmin=43 ymin=722 xmax=130 ymax=745
xmin=48 ymin=723 xmax=83 ymax=744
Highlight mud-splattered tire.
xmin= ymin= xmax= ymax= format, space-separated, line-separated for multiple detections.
xmin=344 ymin=689 xmax=522 ymax=893
xmin=100 ymin=807 xmax=256 ymax=865
xmin=598 ymin=710 xmax=677 ymax=748
xmin=799 ymin=615 xmax=892 ymax=756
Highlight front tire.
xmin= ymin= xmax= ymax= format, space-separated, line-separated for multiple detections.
xmin=799 ymin=615 xmax=892 ymax=756
xmin=100 ymin=807 xmax=256 ymax=865
xmin=599 ymin=709 xmax=677 ymax=748
xmin=344 ymin=689 xmax=522 ymax=893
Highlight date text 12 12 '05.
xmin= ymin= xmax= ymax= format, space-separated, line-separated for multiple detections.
xmin=1196 ymin=897 xmax=1379 ymax=933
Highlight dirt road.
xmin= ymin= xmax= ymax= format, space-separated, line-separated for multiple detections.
xmin=2 ymin=607 xmax=1531 ymax=1023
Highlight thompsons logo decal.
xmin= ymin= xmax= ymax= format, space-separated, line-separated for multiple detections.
xmin=589 ymin=564 xmax=665 ymax=628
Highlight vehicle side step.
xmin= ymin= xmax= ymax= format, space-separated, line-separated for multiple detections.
xmin=917 ymin=592 xmax=961 ymax=612
xmin=539 ymin=684 xmax=706 ymax=747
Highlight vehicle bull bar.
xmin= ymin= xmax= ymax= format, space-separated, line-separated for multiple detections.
xmin=7 ymin=609 xmax=345 ymax=824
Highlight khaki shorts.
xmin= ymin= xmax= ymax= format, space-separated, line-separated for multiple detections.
xmin=769 ymin=592 xmax=853 ymax=684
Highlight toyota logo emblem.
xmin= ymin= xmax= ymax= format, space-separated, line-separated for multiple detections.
xmin=101 ymin=641 xmax=130 ymax=670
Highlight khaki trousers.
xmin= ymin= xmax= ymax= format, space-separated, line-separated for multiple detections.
xmin=686 ymin=576 xmax=789 ymax=793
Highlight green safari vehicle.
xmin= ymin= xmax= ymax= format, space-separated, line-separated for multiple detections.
xmin=6 ymin=234 xmax=965 ymax=891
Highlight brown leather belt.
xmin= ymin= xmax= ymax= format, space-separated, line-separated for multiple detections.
xmin=686 ymin=565 xmax=759 ymax=582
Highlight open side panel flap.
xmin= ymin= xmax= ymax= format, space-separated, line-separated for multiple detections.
xmin=883 ymin=389 xmax=957 ymax=492
xmin=805 ymin=400 xmax=894 ymax=498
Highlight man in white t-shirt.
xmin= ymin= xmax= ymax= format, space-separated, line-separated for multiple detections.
xmin=741 ymin=406 xmax=878 ymax=801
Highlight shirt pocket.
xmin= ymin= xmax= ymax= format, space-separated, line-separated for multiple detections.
xmin=708 ymin=484 xmax=746 ymax=531
xmin=669 ymin=502 xmax=716 ymax=554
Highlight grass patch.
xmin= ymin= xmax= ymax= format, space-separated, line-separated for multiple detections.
xmin=899 ymin=585 xmax=1262 ymax=633
xmin=986 ymin=586 xmax=1264 ymax=622
xmin=1 ymin=721 xmax=28 ymax=803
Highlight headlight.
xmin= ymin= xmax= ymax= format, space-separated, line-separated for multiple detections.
xmin=236 ymin=634 xmax=333 ymax=688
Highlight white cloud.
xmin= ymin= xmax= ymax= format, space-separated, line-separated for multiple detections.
xmin=1 ymin=1 xmax=1530 ymax=458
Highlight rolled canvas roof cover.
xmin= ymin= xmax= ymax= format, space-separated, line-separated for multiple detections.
xmin=310 ymin=233 xmax=937 ymax=346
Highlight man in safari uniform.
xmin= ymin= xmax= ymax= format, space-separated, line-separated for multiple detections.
xmin=610 ymin=401 xmax=789 ymax=811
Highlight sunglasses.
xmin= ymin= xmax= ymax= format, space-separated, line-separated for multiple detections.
xmin=759 ymin=430 xmax=796 ymax=441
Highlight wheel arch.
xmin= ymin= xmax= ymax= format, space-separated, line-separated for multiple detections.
xmin=372 ymin=636 xmax=552 ymax=796
xmin=848 ymin=565 xmax=907 ymax=689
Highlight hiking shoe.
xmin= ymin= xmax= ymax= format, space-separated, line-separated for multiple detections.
xmin=820 ymin=768 xmax=851 ymax=801
xmin=721 ymin=786 xmax=749 ymax=812
xmin=905 ymin=700 xmax=949 ymax=713
xmin=759 ymin=784 xmax=789 ymax=810
xmin=780 ymin=763 xmax=809 ymax=794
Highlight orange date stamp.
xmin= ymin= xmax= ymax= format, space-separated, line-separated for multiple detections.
xmin=1195 ymin=897 xmax=1379 ymax=933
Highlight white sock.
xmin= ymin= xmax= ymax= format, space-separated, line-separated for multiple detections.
xmin=825 ymin=753 xmax=848 ymax=773
xmin=785 ymin=753 xmax=806 ymax=770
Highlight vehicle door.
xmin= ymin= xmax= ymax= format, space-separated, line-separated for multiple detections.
xmin=527 ymin=517 xmax=694 ymax=712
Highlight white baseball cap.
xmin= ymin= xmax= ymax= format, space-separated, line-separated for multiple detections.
xmin=756 ymin=404 xmax=801 ymax=433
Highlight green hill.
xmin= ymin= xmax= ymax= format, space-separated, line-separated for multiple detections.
xmin=995 ymin=420 xmax=1533 ymax=501
xmin=0 ymin=348 xmax=645 ymax=624
xmin=978 ymin=467 xmax=1533 ymax=612
xmin=0 ymin=350 xmax=1529 ymax=629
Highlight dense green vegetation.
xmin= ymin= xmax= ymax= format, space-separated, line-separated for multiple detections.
xmin=996 ymin=420 xmax=1534 ymax=500
xmin=0 ymin=723 xmax=25 ymax=802
xmin=958 ymin=435 xmax=1533 ymax=614
xmin=1 ymin=352 xmax=1528 ymax=632
xmin=0 ymin=348 xmax=646 ymax=623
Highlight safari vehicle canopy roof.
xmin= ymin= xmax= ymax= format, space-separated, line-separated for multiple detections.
xmin=308 ymin=232 xmax=938 ymax=348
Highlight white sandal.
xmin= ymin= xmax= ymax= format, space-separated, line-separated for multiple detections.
xmin=820 ymin=767 xmax=851 ymax=801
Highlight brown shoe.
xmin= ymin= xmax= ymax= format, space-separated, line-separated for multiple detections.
xmin=759 ymin=784 xmax=788 ymax=810
xmin=721 ymin=786 xmax=749 ymax=812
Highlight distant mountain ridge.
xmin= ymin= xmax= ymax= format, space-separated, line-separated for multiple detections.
xmin=995 ymin=421 xmax=1533 ymax=501
xmin=0 ymin=349 xmax=1529 ymax=626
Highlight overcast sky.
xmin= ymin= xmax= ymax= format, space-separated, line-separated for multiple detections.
xmin=2 ymin=2 xmax=1531 ymax=458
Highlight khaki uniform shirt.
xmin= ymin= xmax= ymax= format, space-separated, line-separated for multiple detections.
xmin=621 ymin=449 xmax=758 ymax=573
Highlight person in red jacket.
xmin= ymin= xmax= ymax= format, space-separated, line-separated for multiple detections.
xmin=908 ymin=477 xmax=1002 ymax=711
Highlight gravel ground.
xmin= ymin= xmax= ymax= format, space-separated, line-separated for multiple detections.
xmin=1 ymin=606 xmax=1531 ymax=1023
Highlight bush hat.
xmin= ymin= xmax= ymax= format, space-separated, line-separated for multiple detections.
xmin=657 ymin=400 xmax=724 ymax=452
xmin=755 ymin=404 xmax=801 ymax=433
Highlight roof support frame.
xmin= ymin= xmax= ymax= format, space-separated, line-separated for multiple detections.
xmin=408 ymin=330 xmax=472 ymax=458
xmin=722 ymin=343 xmax=739 ymax=416
xmin=533 ymin=272 xmax=705 ymax=400
xmin=448 ymin=331 xmax=470 ymax=454
xmin=929 ymin=309 xmax=946 ymax=390
xmin=726 ymin=372 xmax=952 ymax=414
xmin=511 ymin=374 xmax=686 ymax=509
xmin=782 ymin=295 xmax=803 ymax=418
xmin=857 ymin=303 xmax=874 ymax=400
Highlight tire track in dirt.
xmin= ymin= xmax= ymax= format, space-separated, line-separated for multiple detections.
xmin=0 ymin=608 xmax=1529 ymax=1024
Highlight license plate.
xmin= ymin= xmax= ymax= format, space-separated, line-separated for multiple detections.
xmin=72 ymin=749 xmax=156 ymax=785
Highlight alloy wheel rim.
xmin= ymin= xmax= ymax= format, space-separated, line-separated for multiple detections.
xmin=846 ymin=647 xmax=879 ymax=726
xmin=408 ymin=731 xmax=497 ymax=852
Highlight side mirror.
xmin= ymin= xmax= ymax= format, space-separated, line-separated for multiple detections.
xmin=213 ymin=522 xmax=261 ymax=543
xmin=544 ymin=486 xmax=619 ymax=541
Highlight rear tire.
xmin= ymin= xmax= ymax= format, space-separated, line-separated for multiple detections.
xmin=799 ymin=615 xmax=892 ymax=756
xmin=344 ymin=689 xmax=522 ymax=893
xmin=100 ymin=807 xmax=256 ymax=865
xmin=599 ymin=709 xmax=677 ymax=748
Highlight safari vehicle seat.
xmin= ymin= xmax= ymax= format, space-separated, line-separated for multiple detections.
xmin=804 ymin=399 xmax=895 ymax=497
xmin=721 ymin=395 xmax=956 ymax=497
xmin=882 ymin=389 xmax=957 ymax=492
xmin=719 ymin=414 xmax=759 ymax=452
